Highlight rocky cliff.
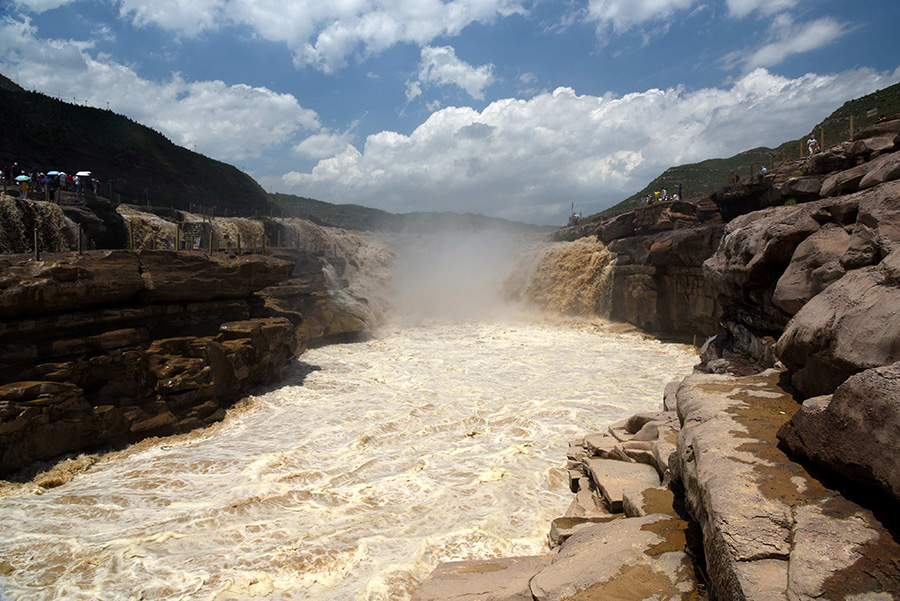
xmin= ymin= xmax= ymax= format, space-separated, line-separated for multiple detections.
xmin=0 ymin=208 xmax=381 ymax=477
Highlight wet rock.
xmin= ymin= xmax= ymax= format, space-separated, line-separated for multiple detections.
xmin=778 ymin=362 xmax=900 ymax=502
xmin=412 ymin=555 xmax=554 ymax=601
xmin=622 ymin=486 xmax=677 ymax=518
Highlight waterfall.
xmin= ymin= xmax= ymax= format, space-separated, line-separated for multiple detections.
xmin=0 ymin=195 xmax=79 ymax=253
xmin=504 ymin=237 xmax=613 ymax=318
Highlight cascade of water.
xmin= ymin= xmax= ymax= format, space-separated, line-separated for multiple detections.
xmin=117 ymin=206 xmax=179 ymax=249
xmin=503 ymin=237 xmax=613 ymax=318
xmin=0 ymin=195 xmax=79 ymax=253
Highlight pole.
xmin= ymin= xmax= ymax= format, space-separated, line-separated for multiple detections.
xmin=175 ymin=223 xmax=180 ymax=251
xmin=34 ymin=228 xmax=40 ymax=261
xmin=208 ymin=230 xmax=214 ymax=257
xmin=237 ymin=233 xmax=241 ymax=256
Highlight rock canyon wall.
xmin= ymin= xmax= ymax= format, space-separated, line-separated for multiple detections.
xmin=0 ymin=208 xmax=389 ymax=476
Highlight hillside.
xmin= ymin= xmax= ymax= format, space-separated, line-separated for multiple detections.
xmin=269 ymin=192 xmax=555 ymax=233
xmin=0 ymin=74 xmax=268 ymax=214
xmin=592 ymin=80 xmax=900 ymax=219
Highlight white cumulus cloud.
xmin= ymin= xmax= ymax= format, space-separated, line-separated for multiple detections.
xmin=417 ymin=46 xmax=496 ymax=100
xmin=0 ymin=17 xmax=321 ymax=162
xmin=113 ymin=0 xmax=527 ymax=73
xmin=277 ymin=66 xmax=900 ymax=225
xmin=293 ymin=132 xmax=357 ymax=160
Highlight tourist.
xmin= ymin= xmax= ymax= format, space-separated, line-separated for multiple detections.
xmin=75 ymin=175 xmax=82 ymax=195
xmin=807 ymin=137 xmax=819 ymax=155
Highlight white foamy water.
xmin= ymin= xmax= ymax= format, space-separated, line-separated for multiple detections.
xmin=0 ymin=318 xmax=696 ymax=601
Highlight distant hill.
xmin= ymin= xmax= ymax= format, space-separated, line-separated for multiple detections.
xmin=0 ymin=73 xmax=268 ymax=214
xmin=592 ymin=81 xmax=900 ymax=219
xmin=269 ymin=192 xmax=555 ymax=233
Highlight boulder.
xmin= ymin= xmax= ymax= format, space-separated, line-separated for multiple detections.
xmin=820 ymin=151 xmax=899 ymax=197
xmin=846 ymin=133 xmax=899 ymax=157
xmin=779 ymin=176 xmax=823 ymax=201
xmin=777 ymin=247 xmax=900 ymax=397
xmin=801 ymin=150 xmax=854 ymax=176
xmin=771 ymin=225 xmax=850 ymax=316
xmin=859 ymin=150 xmax=900 ymax=189
xmin=778 ymin=362 xmax=900 ymax=503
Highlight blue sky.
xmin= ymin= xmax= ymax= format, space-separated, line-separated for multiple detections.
xmin=2 ymin=1 xmax=899 ymax=225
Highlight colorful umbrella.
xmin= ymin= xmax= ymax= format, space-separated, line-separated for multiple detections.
xmin=15 ymin=175 xmax=30 ymax=182
xmin=47 ymin=171 xmax=60 ymax=176
xmin=76 ymin=171 xmax=92 ymax=177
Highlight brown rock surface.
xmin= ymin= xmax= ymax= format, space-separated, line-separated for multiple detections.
xmin=771 ymin=225 xmax=849 ymax=316
xmin=411 ymin=555 xmax=553 ymax=601
xmin=778 ymin=362 xmax=900 ymax=502
xmin=777 ymin=247 xmax=900 ymax=397
xmin=530 ymin=514 xmax=701 ymax=601
xmin=138 ymin=250 xmax=294 ymax=302
xmin=673 ymin=369 xmax=900 ymax=601
xmin=0 ymin=249 xmax=307 ymax=475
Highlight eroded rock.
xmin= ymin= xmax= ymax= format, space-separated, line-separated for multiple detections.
xmin=778 ymin=361 xmax=900 ymax=502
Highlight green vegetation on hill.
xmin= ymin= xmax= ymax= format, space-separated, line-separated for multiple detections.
xmin=269 ymin=192 xmax=555 ymax=233
xmin=591 ymin=81 xmax=900 ymax=220
xmin=0 ymin=73 xmax=268 ymax=214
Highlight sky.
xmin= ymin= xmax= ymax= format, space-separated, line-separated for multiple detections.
xmin=1 ymin=1 xmax=899 ymax=225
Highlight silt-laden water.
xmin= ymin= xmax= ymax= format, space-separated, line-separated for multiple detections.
xmin=0 ymin=318 xmax=696 ymax=600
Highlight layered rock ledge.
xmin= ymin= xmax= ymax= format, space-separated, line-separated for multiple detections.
xmin=0 ymin=247 xmax=369 ymax=476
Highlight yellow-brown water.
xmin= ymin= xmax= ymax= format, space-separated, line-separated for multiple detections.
xmin=0 ymin=318 xmax=695 ymax=601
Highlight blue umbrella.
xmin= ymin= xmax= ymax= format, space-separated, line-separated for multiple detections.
xmin=41 ymin=177 xmax=54 ymax=184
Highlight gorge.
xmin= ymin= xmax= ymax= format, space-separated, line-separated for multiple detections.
xmin=1 ymin=116 xmax=900 ymax=600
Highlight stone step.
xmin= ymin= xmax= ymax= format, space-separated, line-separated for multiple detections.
xmin=585 ymin=457 xmax=661 ymax=513
xmin=530 ymin=513 xmax=701 ymax=601
xmin=411 ymin=555 xmax=553 ymax=601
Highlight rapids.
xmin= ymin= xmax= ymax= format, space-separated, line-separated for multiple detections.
xmin=0 ymin=318 xmax=696 ymax=601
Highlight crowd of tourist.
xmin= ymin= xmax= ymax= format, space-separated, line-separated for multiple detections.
xmin=1 ymin=162 xmax=99 ymax=200
xmin=639 ymin=188 xmax=679 ymax=205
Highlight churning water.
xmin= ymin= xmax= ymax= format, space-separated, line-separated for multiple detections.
xmin=0 ymin=318 xmax=695 ymax=601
